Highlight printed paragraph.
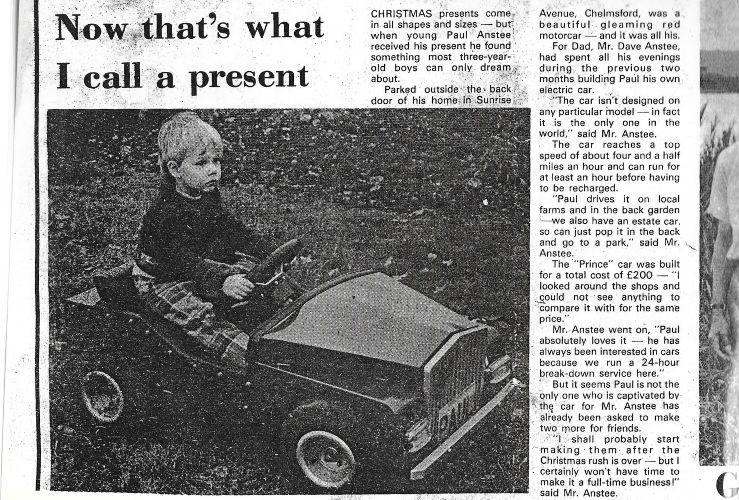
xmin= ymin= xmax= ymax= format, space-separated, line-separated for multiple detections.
xmin=534 ymin=5 xmax=689 ymax=498
xmin=367 ymin=7 xmax=524 ymax=105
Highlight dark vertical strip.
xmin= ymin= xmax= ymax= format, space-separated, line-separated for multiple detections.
xmin=34 ymin=0 xmax=41 ymax=490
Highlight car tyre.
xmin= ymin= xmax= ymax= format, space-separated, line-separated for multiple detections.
xmin=76 ymin=351 xmax=164 ymax=435
xmin=81 ymin=369 xmax=125 ymax=424
xmin=280 ymin=401 xmax=365 ymax=492
xmin=78 ymin=361 xmax=147 ymax=430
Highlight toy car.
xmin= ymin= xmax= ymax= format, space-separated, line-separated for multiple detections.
xmin=67 ymin=239 xmax=519 ymax=491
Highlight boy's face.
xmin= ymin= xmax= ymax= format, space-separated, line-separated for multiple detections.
xmin=169 ymin=146 xmax=222 ymax=196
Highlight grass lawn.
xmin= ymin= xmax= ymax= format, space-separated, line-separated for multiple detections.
xmin=47 ymin=109 xmax=529 ymax=492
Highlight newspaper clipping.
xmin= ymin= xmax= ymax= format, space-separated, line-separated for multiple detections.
xmin=3 ymin=0 xmax=734 ymax=498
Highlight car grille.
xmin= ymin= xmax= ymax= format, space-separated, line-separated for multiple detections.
xmin=423 ymin=327 xmax=488 ymax=442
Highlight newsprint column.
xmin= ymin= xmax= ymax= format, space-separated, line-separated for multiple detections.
xmin=531 ymin=0 xmax=699 ymax=497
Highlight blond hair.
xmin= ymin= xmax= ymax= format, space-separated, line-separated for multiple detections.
xmin=157 ymin=112 xmax=223 ymax=178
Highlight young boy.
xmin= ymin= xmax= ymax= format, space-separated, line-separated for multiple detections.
xmin=134 ymin=112 xmax=268 ymax=366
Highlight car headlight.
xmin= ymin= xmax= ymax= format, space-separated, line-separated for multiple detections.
xmin=404 ymin=418 xmax=431 ymax=453
xmin=485 ymin=354 xmax=512 ymax=384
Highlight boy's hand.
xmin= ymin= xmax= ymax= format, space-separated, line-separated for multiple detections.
xmin=223 ymin=274 xmax=255 ymax=300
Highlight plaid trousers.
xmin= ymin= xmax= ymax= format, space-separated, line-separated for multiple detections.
xmin=135 ymin=275 xmax=250 ymax=368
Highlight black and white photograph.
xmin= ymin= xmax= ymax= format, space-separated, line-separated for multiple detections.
xmin=700 ymin=0 xmax=739 ymax=466
xmin=47 ymin=108 xmax=530 ymax=493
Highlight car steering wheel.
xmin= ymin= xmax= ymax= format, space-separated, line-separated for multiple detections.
xmin=230 ymin=239 xmax=302 ymax=309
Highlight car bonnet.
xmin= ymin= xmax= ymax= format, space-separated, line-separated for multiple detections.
xmin=265 ymin=272 xmax=478 ymax=367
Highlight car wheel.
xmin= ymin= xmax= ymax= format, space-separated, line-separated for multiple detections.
xmin=280 ymin=401 xmax=363 ymax=491
xmin=81 ymin=370 xmax=124 ymax=424
xmin=296 ymin=430 xmax=356 ymax=489
xmin=69 ymin=312 xmax=185 ymax=435
xmin=78 ymin=362 xmax=148 ymax=430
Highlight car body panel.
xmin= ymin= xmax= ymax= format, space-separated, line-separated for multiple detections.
xmin=265 ymin=273 xmax=477 ymax=368
xmin=257 ymin=340 xmax=422 ymax=413
xmin=67 ymin=272 xmax=501 ymax=415
xmin=67 ymin=280 xmax=424 ymax=414
xmin=67 ymin=267 xmax=518 ymax=483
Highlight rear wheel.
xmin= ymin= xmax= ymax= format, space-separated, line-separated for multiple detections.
xmin=76 ymin=324 xmax=173 ymax=432
xmin=78 ymin=361 xmax=150 ymax=431
xmin=81 ymin=370 xmax=124 ymax=424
